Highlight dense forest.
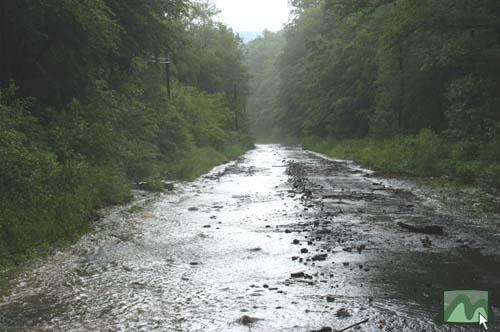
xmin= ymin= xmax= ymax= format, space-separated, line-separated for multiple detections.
xmin=0 ymin=0 xmax=252 ymax=266
xmin=245 ymin=0 xmax=500 ymax=188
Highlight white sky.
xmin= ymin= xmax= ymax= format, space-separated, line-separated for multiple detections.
xmin=213 ymin=0 xmax=290 ymax=32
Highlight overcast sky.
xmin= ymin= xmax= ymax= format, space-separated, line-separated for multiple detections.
xmin=213 ymin=0 xmax=290 ymax=32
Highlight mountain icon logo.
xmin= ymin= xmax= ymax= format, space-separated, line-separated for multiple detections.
xmin=444 ymin=290 xmax=489 ymax=324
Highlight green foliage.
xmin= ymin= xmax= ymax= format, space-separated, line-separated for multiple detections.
xmin=305 ymin=130 xmax=500 ymax=190
xmin=0 ymin=0 xmax=253 ymax=267
xmin=248 ymin=0 xmax=500 ymax=142
xmin=446 ymin=76 xmax=500 ymax=140
xmin=272 ymin=1 xmax=380 ymax=139
xmin=175 ymin=3 xmax=250 ymax=132
xmin=0 ymin=91 xmax=134 ymax=264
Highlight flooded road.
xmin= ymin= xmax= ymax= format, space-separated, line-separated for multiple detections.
xmin=1 ymin=145 xmax=499 ymax=331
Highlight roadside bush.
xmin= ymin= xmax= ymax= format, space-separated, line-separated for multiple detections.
xmin=407 ymin=130 xmax=447 ymax=176
xmin=453 ymin=162 xmax=478 ymax=185
xmin=304 ymin=130 xmax=500 ymax=191
xmin=478 ymin=140 xmax=500 ymax=163
xmin=91 ymin=165 xmax=132 ymax=206
xmin=480 ymin=164 xmax=500 ymax=189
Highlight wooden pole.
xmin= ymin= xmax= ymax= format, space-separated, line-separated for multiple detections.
xmin=398 ymin=43 xmax=405 ymax=134
xmin=233 ymin=83 xmax=238 ymax=129
xmin=166 ymin=59 xmax=171 ymax=99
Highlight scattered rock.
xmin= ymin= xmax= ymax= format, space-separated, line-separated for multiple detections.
xmin=312 ymin=254 xmax=328 ymax=261
xmin=293 ymin=239 xmax=300 ymax=245
xmin=203 ymin=225 xmax=211 ymax=228
xmin=237 ymin=315 xmax=261 ymax=326
xmin=122 ymin=265 xmax=133 ymax=272
xmin=326 ymin=295 xmax=335 ymax=303
xmin=421 ymin=237 xmax=432 ymax=248
xmin=291 ymin=272 xmax=305 ymax=278
xmin=336 ymin=308 xmax=351 ymax=318
xmin=131 ymin=281 xmax=146 ymax=288
xmin=301 ymin=248 xmax=309 ymax=254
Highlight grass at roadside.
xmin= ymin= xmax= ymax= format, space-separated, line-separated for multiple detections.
xmin=168 ymin=144 xmax=252 ymax=181
xmin=303 ymin=129 xmax=500 ymax=190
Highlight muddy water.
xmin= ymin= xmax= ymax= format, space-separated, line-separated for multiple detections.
xmin=1 ymin=145 xmax=499 ymax=331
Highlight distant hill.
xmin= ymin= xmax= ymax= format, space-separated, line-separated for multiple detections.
xmin=237 ymin=31 xmax=262 ymax=43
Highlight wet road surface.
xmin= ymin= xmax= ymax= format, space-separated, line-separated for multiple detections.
xmin=1 ymin=145 xmax=499 ymax=331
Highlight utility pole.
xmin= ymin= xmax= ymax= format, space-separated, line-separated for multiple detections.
xmin=164 ymin=55 xmax=171 ymax=99
xmin=398 ymin=43 xmax=405 ymax=134
xmin=151 ymin=54 xmax=172 ymax=99
xmin=233 ymin=83 xmax=239 ymax=130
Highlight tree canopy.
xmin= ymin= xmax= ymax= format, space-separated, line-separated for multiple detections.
xmin=246 ymin=0 xmax=500 ymax=142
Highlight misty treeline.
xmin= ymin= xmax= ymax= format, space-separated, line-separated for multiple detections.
xmin=0 ymin=0 xmax=252 ymax=265
xmin=246 ymin=0 xmax=500 ymax=188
